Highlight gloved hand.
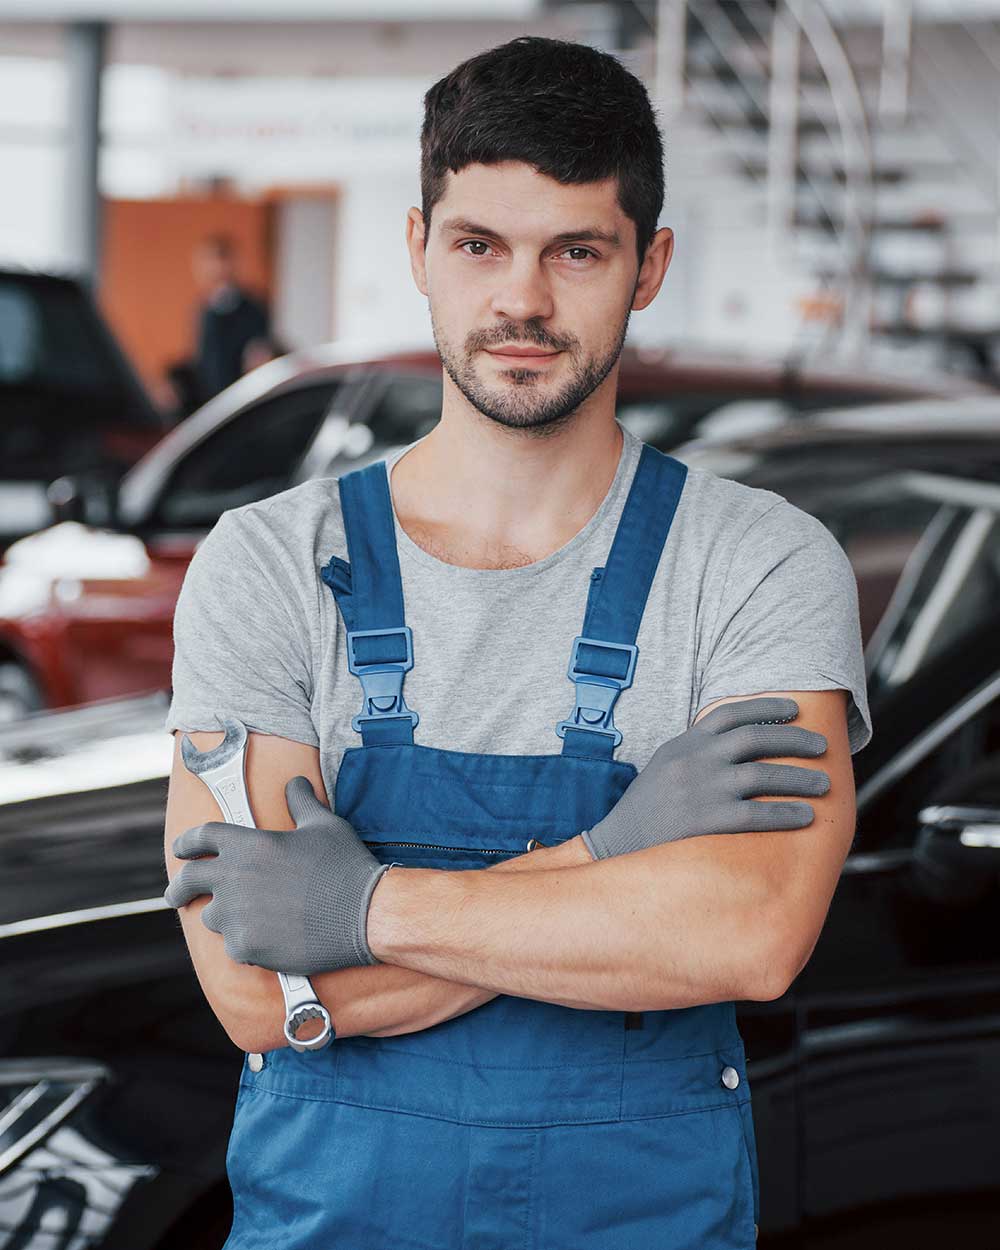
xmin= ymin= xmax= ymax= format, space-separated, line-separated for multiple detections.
xmin=581 ymin=696 xmax=831 ymax=860
xmin=164 ymin=776 xmax=392 ymax=974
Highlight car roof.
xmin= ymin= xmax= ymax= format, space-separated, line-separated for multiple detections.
xmin=674 ymin=394 xmax=1000 ymax=491
xmin=681 ymin=393 xmax=1000 ymax=451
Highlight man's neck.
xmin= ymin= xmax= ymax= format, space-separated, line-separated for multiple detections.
xmin=389 ymin=406 xmax=624 ymax=570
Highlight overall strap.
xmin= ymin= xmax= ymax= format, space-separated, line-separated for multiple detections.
xmin=558 ymin=442 xmax=688 ymax=761
xmin=319 ymin=459 xmax=418 ymax=747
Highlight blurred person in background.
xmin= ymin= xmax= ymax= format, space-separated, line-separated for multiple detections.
xmin=191 ymin=233 xmax=273 ymax=403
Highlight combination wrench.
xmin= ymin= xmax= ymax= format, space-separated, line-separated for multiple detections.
xmin=178 ymin=716 xmax=334 ymax=1054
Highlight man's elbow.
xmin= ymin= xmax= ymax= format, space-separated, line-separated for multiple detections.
xmin=220 ymin=976 xmax=291 ymax=1055
xmin=741 ymin=952 xmax=798 ymax=1003
xmin=192 ymin=972 xmax=264 ymax=1054
xmin=740 ymin=899 xmax=829 ymax=1002
xmin=742 ymin=821 xmax=856 ymax=1002
xmin=218 ymin=997 xmax=292 ymax=1055
xmin=181 ymin=936 xmax=285 ymax=1054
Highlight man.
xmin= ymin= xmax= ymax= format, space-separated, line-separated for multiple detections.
xmin=191 ymin=233 xmax=273 ymax=402
xmin=163 ymin=35 xmax=871 ymax=1248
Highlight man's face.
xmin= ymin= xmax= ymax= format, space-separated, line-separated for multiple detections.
xmin=192 ymin=245 xmax=235 ymax=294
xmin=413 ymin=162 xmax=644 ymax=436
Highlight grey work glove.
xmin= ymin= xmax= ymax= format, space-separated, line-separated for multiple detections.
xmin=164 ymin=776 xmax=392 ymax=974
xmin=581 ymin=696 xmax=831 ymax=860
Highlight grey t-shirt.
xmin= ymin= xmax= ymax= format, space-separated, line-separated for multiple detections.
xmin=164 ymin=422 xmax=872 ymax=807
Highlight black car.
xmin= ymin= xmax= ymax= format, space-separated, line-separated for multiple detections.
xmin=0 ymin=268 xmax=169 ymax=551
xmin=1 ymin=411 xmax=998 ymax=1247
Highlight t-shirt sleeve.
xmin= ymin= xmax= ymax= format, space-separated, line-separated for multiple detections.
xmin=163 ymin=508 xmax=319 ymax=746
xmin=695 ymin=499 xmax=873 ymax=755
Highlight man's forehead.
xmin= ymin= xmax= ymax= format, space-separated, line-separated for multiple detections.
xmin=437 ymin=162 xmax=625 ymax=237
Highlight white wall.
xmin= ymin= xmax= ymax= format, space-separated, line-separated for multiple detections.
xmin=274 ymin=195 xmax=338 ymax=348
xmin=0 ymin=54 xmax=68 ymax=269
xmin=332 ymin=170 xmax=432 ymax=348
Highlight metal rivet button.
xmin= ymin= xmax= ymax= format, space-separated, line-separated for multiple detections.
xmin=248 ymin=1052 xmax=264 ymax=1073
xmin=721 ymin=1066 xmax=740 ymax=1090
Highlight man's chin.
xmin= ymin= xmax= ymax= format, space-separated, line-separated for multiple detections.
xmin=472 ymin=400 xmax=576 ymax=431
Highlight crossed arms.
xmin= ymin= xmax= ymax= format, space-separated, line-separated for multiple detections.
xmin=163 ymin=688 xmax=855 ymax=1055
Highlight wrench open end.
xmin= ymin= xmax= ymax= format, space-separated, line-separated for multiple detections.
xmin=179 ymin=716 xmax=248 ymax=774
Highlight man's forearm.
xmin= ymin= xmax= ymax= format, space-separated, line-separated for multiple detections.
xmin=367 ymin=832 xmax=790 ymax=1012
xmin=242 ymin=836 xmax=590 ymax=1051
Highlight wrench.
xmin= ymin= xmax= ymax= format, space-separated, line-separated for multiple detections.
xmin=178 ymin=716 xmax=334 ymax=1054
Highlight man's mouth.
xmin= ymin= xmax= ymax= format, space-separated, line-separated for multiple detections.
xmin=485 ymin=347 xmax=561 ymax=360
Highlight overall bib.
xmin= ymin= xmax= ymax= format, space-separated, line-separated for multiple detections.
xmin=221 ymin=442 xmax=761 ymax=1250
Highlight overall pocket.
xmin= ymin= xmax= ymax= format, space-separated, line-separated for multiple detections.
xmin=532 ymin=1100 xmax=760 ymax=1250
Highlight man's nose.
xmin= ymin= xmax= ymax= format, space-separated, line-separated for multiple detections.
xmin=489 ymin=259 xmax=555 ymax=325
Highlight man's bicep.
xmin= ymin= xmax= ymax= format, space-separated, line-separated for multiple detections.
xmin=163 ymin=729 xmax=327 ymax=1049
xmin=693 ymin=688 xmax=857 ymax=984
xmin=164 ymin=509 xmax=319 ymax=749
xmin=697 ymin=504 xmax=873 ymax=756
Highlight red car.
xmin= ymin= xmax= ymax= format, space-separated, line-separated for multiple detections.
xmin=0 ymin=338 xmax=987 ymax=723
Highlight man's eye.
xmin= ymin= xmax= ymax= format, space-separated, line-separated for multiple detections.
xmin=561 ymin=247 xmax=596 ymax=263
xmin=459 ymin=242 xmax=597 ymax=262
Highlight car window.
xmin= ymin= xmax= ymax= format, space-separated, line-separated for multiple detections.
xmin=859 ymin=656 xmax=1000 ymax=848
xmin=153 ymin=383 xmax=340 ymax=528
xmin=843 ymin=476 xmax=1000 ymax=697
xmin=849 ymin=478 xmax=1000 ymax=845
xmin=363 ymin=374 xmax=442 ymax=448
xmin=617 ymin=394 xmax=793 ymax=448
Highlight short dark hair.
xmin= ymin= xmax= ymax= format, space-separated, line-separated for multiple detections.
xmin=420 ymin=36 xmax=665 ymax=266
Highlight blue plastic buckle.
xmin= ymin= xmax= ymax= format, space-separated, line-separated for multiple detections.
xmin=555 ymin=636 xmax=638 ymax=748
xmin=346 ymin=626 xmax=419 ymax=734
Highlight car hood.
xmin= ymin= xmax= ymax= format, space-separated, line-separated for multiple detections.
xmin=0 ymin=693 xmax=172 ymax=927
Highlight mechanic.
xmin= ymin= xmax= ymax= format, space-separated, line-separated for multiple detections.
xmin=162 ymin=35 xmax=872 ymax=1249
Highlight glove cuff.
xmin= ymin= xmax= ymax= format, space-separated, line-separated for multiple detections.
xmin=354 ymin=861 xmax=395 ymax=966
xmin=580 ymin=829 xmax=601 ymax=860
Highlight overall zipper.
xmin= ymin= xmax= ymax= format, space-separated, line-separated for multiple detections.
xmin=362 ymin=839 xmax=549 ymax=855
xmin=363 ymin=839 xmax=510 ymax=855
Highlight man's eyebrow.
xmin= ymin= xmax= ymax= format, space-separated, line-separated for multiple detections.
xmin=439 ymin=217 xmax=622 ymax=249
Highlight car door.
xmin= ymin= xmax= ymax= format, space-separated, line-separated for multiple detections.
xmin=791 ymin=486 xmax=1000 ymax=1244
xmin=53 ymin=382 xmax=342 ymax=707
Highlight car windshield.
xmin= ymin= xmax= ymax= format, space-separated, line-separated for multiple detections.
xmin=0 ymin=275 xmax=144 ymax=404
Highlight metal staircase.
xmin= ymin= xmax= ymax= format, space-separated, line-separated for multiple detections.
xmin=637 ymin=0 xmax=999 ymax=376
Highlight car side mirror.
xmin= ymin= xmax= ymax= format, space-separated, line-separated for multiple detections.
xmin=913 ymin=804 xmax=1000 ymax=905
xmin=47 ymin=474 xmax=120 ymax=529
xmin=47 ymin=475 xmax=86 ymax=524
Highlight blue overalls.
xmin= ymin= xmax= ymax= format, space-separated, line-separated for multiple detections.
xmin=221 ymin=442 xmax=760 ymax=1249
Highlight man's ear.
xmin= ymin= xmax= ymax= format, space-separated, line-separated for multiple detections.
xmin=632 ymin=226 xmax=674 ymax=312
xmin=406 ymin=207 xmax=429 ymax=297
